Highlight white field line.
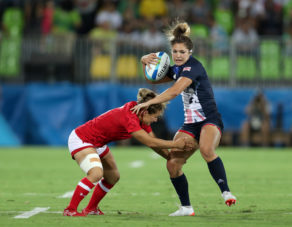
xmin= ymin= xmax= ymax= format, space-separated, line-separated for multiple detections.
xmin=0 ymin=209 xmax=290 ymax=217
xmin=129 ymin=160 xmax=144 ymax=168
xmin=57 ymin=191 xmax=74 ymax=198
xmin=14 ymin=207 xmax=50 ymax=219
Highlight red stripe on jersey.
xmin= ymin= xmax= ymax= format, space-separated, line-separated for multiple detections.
xmin=186 ymin=109 xmax=192 ymax=123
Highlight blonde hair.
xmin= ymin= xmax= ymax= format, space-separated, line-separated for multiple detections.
xmin=166 ymin=21 xmax=193 ymax=51
xmin=137 ymin=88 xmax=167 ymax=114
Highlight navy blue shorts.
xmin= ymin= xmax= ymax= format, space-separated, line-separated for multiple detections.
xmin=178 ymin=116 xmax=224 ymax=142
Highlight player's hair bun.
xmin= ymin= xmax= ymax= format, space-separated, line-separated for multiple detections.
xmin=137 ymin=88 xmax=156 ymax=103
xmin=173 ymin=23 xmax=190 ymax=38
xmin=167 ymin=22 xmax=190 ymax=41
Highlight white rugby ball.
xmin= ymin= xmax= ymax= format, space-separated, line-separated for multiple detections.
xmin=145 ymin=52 xmax=170 ymax=81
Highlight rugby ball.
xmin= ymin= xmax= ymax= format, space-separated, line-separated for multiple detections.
xmin=145 ymin=52 xmax=170 ymax=81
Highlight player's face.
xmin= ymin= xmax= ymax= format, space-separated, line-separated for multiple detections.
xmin=142 ymin=111 xmax=162 ymax=125
xmin=171 ymin=43 xmax=191 ymax=66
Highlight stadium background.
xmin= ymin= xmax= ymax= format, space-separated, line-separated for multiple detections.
xmin=0 ymin=0 xmax=292 ymax=147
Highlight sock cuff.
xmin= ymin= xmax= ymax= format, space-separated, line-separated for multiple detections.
xmin=170 ymin=173 xmax=186 ymax=182
xmin=207 ymin=156 xmax=221 ymax=166
xmin=100 ymin=178 xmax=114 ymax=190
xmin=80 ymin=177 xmax=95 ymax=189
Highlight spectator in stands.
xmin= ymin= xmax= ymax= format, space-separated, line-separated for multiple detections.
xmin=1 ymin=1 xmax=24 ymax=38
xmin=231 ymin=17 xmax=259 ymax=55
xmin=283 ymin=20 xmax=292 ymax=56
xmin=240 ymin=91 xmax=271 ymax=146
xmin=258 ymin=0 xmax=284 ymax=36
xmin=209 ymin=15 xmax=229 ymax=55
xmin=41 ymin=0 xmax=54 ymax=35
xmin=140 ymin=18 xmax=166 ymax=51
xmin=75 ymin=0 xmax=99 ymax=34
xmin=166 ymin=0 xmax=190 ymax=21
xmin=139 ymin=0 xmax=168 ymax=20
xmin=188 ymin=0 xmax=211 ymax=26
xmin=52 ymin=0 xmax=81 ymax=34
xmin=118 ymin=20 xmax=140 ymax=43
xmin=95 ymin=1 xmax=122 ymax=30
xmin=63 ymin=88 xmax=192 ymax=216
xmin=237 ymin=0 xmax=265 ymax=20
xmin=132 ymin=21 xmax=236 ymax=216
xmin=118 ymin=0 xmax=140 ymax=21
xmin=52 ymin=0 xmax=81 ymax=56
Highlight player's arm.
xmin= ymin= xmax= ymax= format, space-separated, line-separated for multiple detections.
xmin=131 ymin=129 xmax=185 ymax=150
xmin=148 ymin=131 xmax=170 ymax=160
xmin=141 ymin=53 xmax=173 ymax=84
xmin=131 ymin=77 xmax=192 ymax=114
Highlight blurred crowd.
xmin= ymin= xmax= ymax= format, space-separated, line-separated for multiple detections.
xmin=1 ymin=0 xmax=292 ymax=48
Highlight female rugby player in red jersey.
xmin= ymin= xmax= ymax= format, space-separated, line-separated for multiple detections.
xmin=63 ymin=88 xmax=192 ymax=216
xmin=132 ymin=21 xmax=236 ymax=216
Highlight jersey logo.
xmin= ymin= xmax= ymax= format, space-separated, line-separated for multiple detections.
xmin=173 ymin=74 xmax=177 ymax=79
xmin=183 ymin=67 xmax=191 ymax=72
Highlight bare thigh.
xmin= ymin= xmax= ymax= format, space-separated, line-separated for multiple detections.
xmin=199 ymin=124 xmax=221 ymax=162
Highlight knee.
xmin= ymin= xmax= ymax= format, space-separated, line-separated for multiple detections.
xmin=87 ymin=167 xmax=103 ymax=183
xmin=167 ymin=158 xmax=185 ymax=177
xmin=104 ymin=170 xmax=120 ymax=185
xmin=111 ymin=170 xmax=120 ymax=185
xmin=200 ymin=144 xmax=216 ymax=162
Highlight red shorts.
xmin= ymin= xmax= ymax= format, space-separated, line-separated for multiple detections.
xmin=68 ymin=130 xmax=109 ymax=159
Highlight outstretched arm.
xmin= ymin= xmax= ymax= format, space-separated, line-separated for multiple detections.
xmin=131 ymin=129 xmax=185 ymax=150
xmin=148 ymin=131 xmax=170 ymax=160
xmin=131 ymin=76 xmax=192 ymax=114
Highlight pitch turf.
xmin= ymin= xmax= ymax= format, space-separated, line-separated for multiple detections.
xmin=0 ymin=146 xmax=292 ymax=227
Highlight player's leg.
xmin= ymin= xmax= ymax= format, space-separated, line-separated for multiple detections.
xmin=64 ymin=147 xmax=103 ymax=216
xmin=200 ymin=124 xmax=236 ymax=206
xmin=83 ymin=148 xmax=119 ymax=215
xmin=167 ymin=131 xmax=198 ymax=216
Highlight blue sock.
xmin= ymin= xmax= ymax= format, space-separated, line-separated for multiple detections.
xmin=207 ymin=157 xmax=230 ymax=193
xmin=170 ymin=173 xmax=191 ymax=206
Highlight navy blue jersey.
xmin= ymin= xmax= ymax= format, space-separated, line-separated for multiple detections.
xmin=166 ymin=56 xmax=221 ymax=124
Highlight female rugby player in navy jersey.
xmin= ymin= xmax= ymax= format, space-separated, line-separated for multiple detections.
xmin=63 ymin=88 xmax=192 ymax=216
xmin=132 ymin=21 xmax=236 ymax=216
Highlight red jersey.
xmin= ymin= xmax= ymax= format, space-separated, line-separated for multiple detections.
xmin=75 ymin=101 xmax=152 ymax=147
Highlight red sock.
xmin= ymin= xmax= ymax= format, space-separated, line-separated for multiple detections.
xmin=67 ymin=177 xmax=95 ymax=210
xmin=86 ymin=178 xmax=113 ymax=210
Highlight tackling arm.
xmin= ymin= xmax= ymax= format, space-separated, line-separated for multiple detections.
xmin=148 ymin=131 xmax=170 ymax=160
xmin=131 ymin=129 xmax=185 ymax=150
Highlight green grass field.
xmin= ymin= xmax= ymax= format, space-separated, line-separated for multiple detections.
xmin=0 ymin=146 xmax=292 ymax=227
